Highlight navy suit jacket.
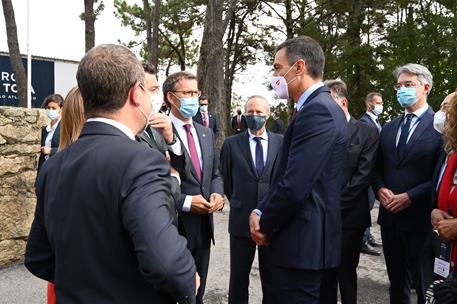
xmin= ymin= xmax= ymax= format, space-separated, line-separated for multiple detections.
xmin=26 ymin=122 xmax=196 ymax=304
xmin=172 ymin=122 xmax=224 ymax=247
xmin=220 ymin=131 xmax=283 ymax=238
xmin=37 ymin=123 xmax=60 ymax=172
xmin=373 ymin=107 xmax=444 ymax=232
xmin=193 ymin=110 xmax=219 ymax=136
xmin=258 ymin=85 xmax=348 ymax=270
xmin=359 ymin=112 xmax=381 ymax=132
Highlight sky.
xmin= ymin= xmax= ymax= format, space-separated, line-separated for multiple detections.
xmin=0 ymin=0 xmax=279 ymax=107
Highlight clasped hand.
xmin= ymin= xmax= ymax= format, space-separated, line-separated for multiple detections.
xmin=377 ymin=187 xmax=411 ymax=213
xmin=190 ymin=194 xmax=224 ymax=214
xmin=249 ymin=211 xmax=269 ymax=246
xmin=431 ymin=208 xmax=457 ymax=241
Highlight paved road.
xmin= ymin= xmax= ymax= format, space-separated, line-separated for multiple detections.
xmin=0 ymin=203 xmax=417 ymax=303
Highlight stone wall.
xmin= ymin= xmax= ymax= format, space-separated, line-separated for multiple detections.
xmin=0 ymin=106 xmax=48 ymax=267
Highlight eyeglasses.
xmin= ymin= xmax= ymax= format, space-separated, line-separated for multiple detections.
xmin=172 ymin=90 xmax=201 ymax=97
xmin=394 ymin=82 xmax=422 ymax=91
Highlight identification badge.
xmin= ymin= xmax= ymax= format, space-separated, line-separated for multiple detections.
xmin=434 ymin=240 xmax=453 ymax=279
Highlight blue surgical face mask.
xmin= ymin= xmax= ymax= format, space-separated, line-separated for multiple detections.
xmin=177 ymin=96 xmax=199 ymax=118
xmin=245 ymin=115 xmax=266 ymax=131
xmin=396 ymin=87 xmax=418 ymax=108
xmin=46 ymin=109 xmax=60 ymax=121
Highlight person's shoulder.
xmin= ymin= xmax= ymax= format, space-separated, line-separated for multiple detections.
xmin=268 ymin=131 xmax=283 ymax=141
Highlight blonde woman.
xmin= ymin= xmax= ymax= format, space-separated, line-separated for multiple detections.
xmin=59 ymin=86 xmax=85 ymax=150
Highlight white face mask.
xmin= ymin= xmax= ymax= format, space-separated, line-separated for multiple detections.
xmin=372 ymin=104 xmax=383 ymax=116
xmin=270 ymin=62 xmax=297 ymax=100
xmin=150 ymin=93 xmax=163 ymax=114
xmin=200 ymin=105 xmax=208 ymax=112
xmin=433 ymin=110 xmax=446 ymax=134
xmin=46 ymin=109 xmax=60 ymax=121
xmin=138 ymin=85 xmax=154 ymax=132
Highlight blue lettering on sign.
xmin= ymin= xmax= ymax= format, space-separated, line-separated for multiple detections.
xmin=0 ymin=55 xmax=55 ymax=108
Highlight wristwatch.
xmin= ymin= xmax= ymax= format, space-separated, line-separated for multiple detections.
xmin=166 ymin=133 xmax=177 ymax=145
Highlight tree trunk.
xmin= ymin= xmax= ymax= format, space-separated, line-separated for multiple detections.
xmin=84 ymin=0 xmax=96 ymax=52
xmin=151 ymin=0 xmax=160 ymax=68
xmin=198 ymin=0 xmax=236 ymax=147
xmin=143 ymin=0 xmax=152 ymax=65
xmin=1 ymin=0 xmax=27 ymax=107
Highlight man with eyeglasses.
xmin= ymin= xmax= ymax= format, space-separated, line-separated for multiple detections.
xmin=373 ymin=63 xmax=444 ymax=304
xmin=163 ymin=71 xmax=224 ymax=304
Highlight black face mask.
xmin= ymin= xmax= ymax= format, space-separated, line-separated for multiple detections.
xmin=237 ymin=110 xmax=242 ymax=115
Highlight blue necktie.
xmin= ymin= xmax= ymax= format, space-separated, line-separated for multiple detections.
xmin=397 ymin=113 xmax=414 ymax=157
xmin=254 ymin=137 xmax=264 ymax=176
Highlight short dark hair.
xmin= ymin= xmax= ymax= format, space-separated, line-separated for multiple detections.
xmin=142 ymin=63 xmax=156 ymax=75
xmin=276 ymin=36 xmax=325 ymax=79
xmin=325 ymin=79 xmax=348 ymax=101
xmin=365 ymin=92 xmax=382 ymax=105
xmin=162 ymin=71 xmax=198 ymax=107
xmin=41 ymin=94 xmax=64 ymax=108
xmin=199 ymin=95 xmax=208 ymax=101
xmin=76 ymin=44 xmax=144 ymax=117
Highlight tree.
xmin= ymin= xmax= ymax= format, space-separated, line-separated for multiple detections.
xmin=1 ymin=0 xmax=27 ymax=107
xmin=197 ymin=0 xmax=236 ymax=146
xmin=80 ymin=0 xmax=105 ymax=52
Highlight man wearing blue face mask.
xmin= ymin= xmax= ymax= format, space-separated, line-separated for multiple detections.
xmin=163 ymin=71 xmax=224 ymax=304
xmin=373 ymin=63 xmax=444 ymax=304
xmin=221 ymin=95 xmax=283 ymax=304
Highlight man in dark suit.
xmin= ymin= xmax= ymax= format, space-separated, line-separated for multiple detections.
xmin=193 ymin=96 xmax=219 ymax=136
xmin=37 ymin=94 xmax=64 ymax=172
xmin=249 ymin=36 xmax=348 ymax=303
xmin=221 ymin=95 xmax=283 ymax=304
xmin=231 ymin=107 xmax=248 ymax=134
xmin=25 ymin=44 xmax=197 ymax=304
xmin=359 ymin=92 xmax=384 ymax=255
xmin=163 ymin=71 xmax=224 ymax=304
xmin=373 ymin=63 xmax=444 ymax=304
xmin=320 ymin=80 xmax=379 ymax=304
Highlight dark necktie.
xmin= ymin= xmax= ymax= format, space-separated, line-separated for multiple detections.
xmin=397 ymin=113 xmax=414 ymax=157
xmin=183 ymin=124 xmax=201 ymax=180
xmin=291 ymin=107 xmax=297 ymax=120
xmin=375 ymin=118 xmax=382 ymax=132
xmin=254 ymin=137 xmax=264 ymax=176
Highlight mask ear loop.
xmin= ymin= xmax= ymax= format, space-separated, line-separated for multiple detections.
xmin=283 ymin=61 xmax=298 ymax=86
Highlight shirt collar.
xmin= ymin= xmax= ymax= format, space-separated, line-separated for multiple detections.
xmin=86 ymin=117 xmax=136 ymax=140
xmin=346 ymin=113 xmax=351 ymax=122
xmin=366 ymin=111 xmax=378 ymax=121
xmin=46 ymin=119 xmax=60 ymax=132
xmin=296 ymin=82 xmax=324 ymax=111
xmin=248 ymin=129 xmax=269 ymax=141
xmin=404 ymin=103 xmax=429 ymax=118
xmin=169 ymin=111 xmax=193 ymax=130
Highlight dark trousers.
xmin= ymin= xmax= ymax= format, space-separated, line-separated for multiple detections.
xmin=273 ymin=266 xmax=322 ymax=304
xmin=187 ymin=219 xmax=212 ymax=304
xmin=381 ymin=226 xmax=434 ymax=304
xmin=228 ymin=235 xmax=275 ymax=304
xmin=320 ymin=228 xmax=365 ymax=304
xmin=363 ymin=188 xmax=376 ymax=243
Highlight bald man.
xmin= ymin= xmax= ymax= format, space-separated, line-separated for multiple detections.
xmin=221 ymin=96 xmax=283 ymax=304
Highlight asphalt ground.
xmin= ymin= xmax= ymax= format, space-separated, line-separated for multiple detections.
xmin=0 ymin=202 xmax=417 ymax=303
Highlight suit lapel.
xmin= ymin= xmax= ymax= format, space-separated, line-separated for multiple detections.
xmin=347 ymin=118 xmax=358 ymax=143
xmin=237 ymin=132 xmax=257 ymax=177
xmin=389 ymin=116 xmax=403 ymax=162
xmin=263 ymin=132 xmax=280 ymax=178
xmin=400 ymin=107 xmax=433 ymax=160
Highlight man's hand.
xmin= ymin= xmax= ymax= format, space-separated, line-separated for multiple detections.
xmin=170 ymin=166 xmax=179 ymax=177
xmin=431 ymin=208 xmax=453 ymax=228
xmin=436 ymin=218 xmax=457 ymax=241
xmin=149 ymin=113 xmax=174 ymax=143
xmin=195 ymin=272 xmax=200 ymax=295
xmin=384 ymin=192 xmax=411 ymax=213
xmin=377 ymin=187 xmax=395 ymax=206
xmin=249 ymin=211 xmax=269 ymax=246
xmin=41 ymin=146 xmax=51 ymax=155
xmin=209 ymin=193 xmax=224 ymax=213
xmin=190 ymin=195 xmax=212 ymax=214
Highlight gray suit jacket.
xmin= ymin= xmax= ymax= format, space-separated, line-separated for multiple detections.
xmin=221 ymin=131 xmax=283 ymax=238
xmin=171 ymin=121 xmax=224 ymax=247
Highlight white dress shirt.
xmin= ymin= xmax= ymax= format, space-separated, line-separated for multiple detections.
xmin=44 ymin=120 xmax=61 ymax=160
xmin=395 ymin=104 xmax=429 ymax=146
xmin=169 ymin=112 xmax=203 ymax=212
xmin=248 ymin=129 xmax=268 ymax=168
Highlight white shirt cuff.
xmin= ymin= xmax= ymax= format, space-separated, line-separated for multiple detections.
xmin=170 ymin=173 xmax=181 ymax=185
xmin=182 ymin=195 xmax=192 ymax=212
xmin=168 ymin=141 xmax=182 ymax=156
